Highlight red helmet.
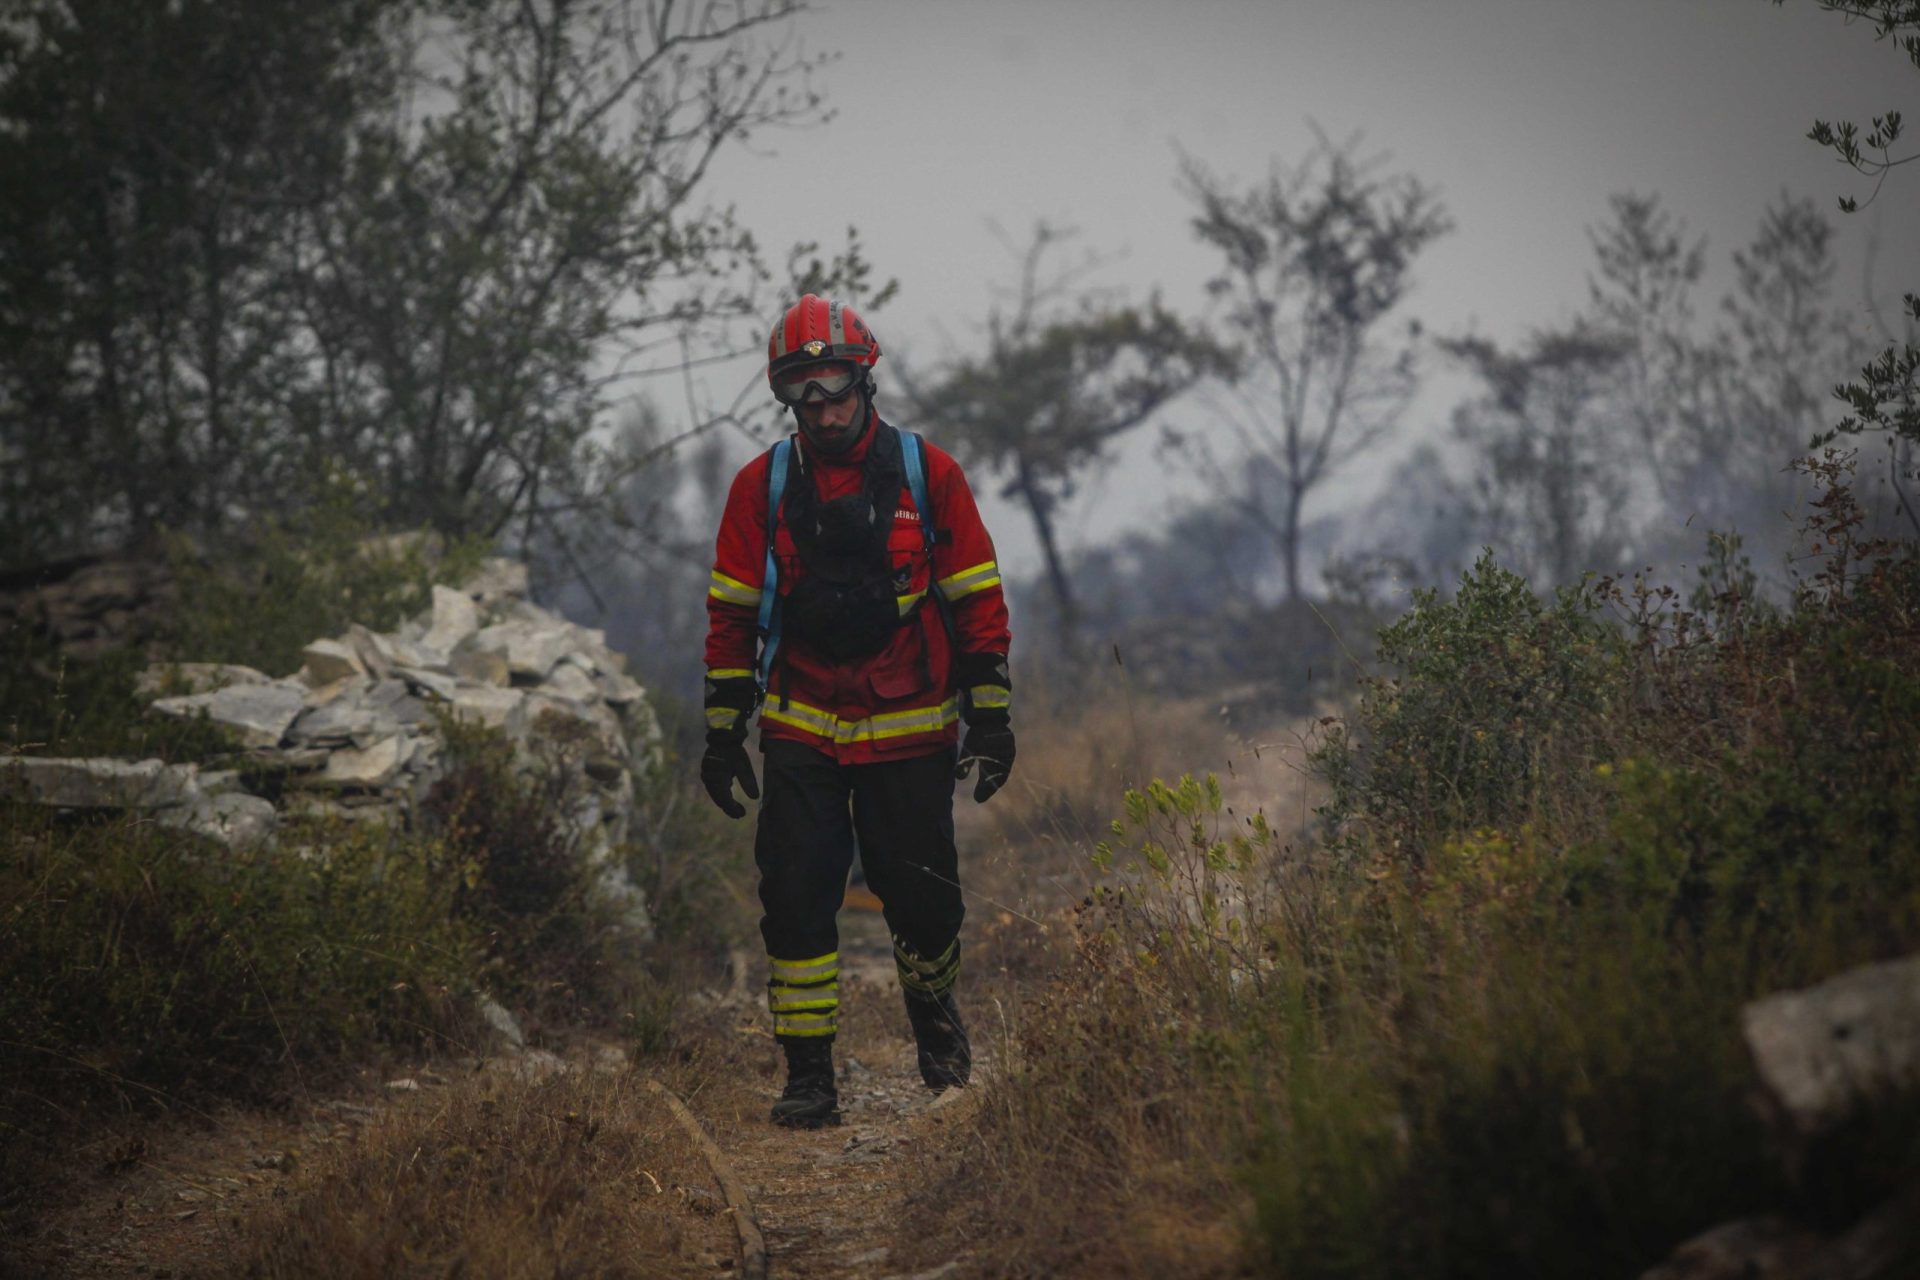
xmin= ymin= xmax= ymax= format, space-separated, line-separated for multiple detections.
xmin=766 ymin=295 xmax=880 ymax=400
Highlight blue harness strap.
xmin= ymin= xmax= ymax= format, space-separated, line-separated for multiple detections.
xmin=900 ymin=430 xmax=936 ymax=557
xmin=901 ymin=430 xmax=959 ymax=650
xmin=756 ymin=437 xmax=792 ymax=691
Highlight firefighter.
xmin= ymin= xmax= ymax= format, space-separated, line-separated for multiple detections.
xmin=701 ymin=294 xmax=1015 ymax=1128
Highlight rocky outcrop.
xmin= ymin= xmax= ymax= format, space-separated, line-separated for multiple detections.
xmin=8 ymin=558 xmax=659 ymax=935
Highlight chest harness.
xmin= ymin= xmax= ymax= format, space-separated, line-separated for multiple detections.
xmin=756 ymin=423 xmax=948 ymax=695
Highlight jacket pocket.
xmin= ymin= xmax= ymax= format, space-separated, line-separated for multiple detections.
xmin=867 ymin=624 xmax=929 ymax=702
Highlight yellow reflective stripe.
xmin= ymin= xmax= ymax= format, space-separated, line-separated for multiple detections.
xmin=773 ymin=1011 xmax=837 ymax=1036
xmin=969 ymin=685 xmax=1011 ymax=709
xmin=707 ymin=667 xmax=754 ymax=680
xmin=768 ymin=983 xmax=839 ymax=1012
xmin=896 ymin=937 xmax=961 ymax=996
xmin=895 ymin=589 xmax=927 ymax=617
xmin=937 ymin=560 xmax=1001 ymax=601
xmin=708 ymin=570 xmax=759 ymax=608
xmin=762 ymin=697 xmax=959 ymax=746
xmin=706 ymin=707 xmax=742 ymax=730
xmin=769 ymin=952 xmax=839 ymax=983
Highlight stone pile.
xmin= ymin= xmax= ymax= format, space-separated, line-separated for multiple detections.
xmin=3 ymin=557 xmax=659 ymax=933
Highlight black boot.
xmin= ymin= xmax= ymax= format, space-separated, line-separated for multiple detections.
xmin=904 ymin=991 xmax=971 ymax=1091
xmin=770 ymin=1038 xmax=840 ymax=1128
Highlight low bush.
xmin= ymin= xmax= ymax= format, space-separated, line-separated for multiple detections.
xmin=0 ymin=804 xmax=476 ymax=1159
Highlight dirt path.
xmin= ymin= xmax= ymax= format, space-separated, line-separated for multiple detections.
xmin=688 ymin=905 xmax=985 ymax=1280
xmin=8 ymin=903 xmax=991 ymax=1279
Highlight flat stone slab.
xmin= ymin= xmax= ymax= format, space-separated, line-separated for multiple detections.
xmin=150 ymin=681 xmax=306 ymax=748
xmin=1 ymin=756 xmax=204 ymax=809
xmin=300 ymin=639 xmax=364 ymax=685
xmin=470 ymin=621 xmax=573 ymax=681
xmin=316 ymin=735 xmax=409 ymax=788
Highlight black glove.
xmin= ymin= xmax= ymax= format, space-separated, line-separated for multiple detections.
xmin=701 ymin=672 xmax=760 ymax=819
xmin=701 ymin=729 xmax=759 ymax=818
xmin=956 ymin=719 xmax=1015 ymax=804
xmin=953 ymin=652 xmax=1015 ymax=804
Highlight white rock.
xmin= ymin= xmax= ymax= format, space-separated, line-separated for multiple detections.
xmin=395 ymin=666 xmax=461 ymax=702
xmin=447 ymin=684 xmax=525 ymax=731
xmin=151 ymin=681 xmax=306 ymax=748
xmin=1 ymin=756 xmax=201 ymax=809
xmin=386 ymin=636 xmax=449 ymax=673
xmin=159 ymin=791 xmax=278 ymax=850
xmin=300 ymin=639 xmax=364 ymax=686
xmin=345 ymin=623 xmax=395 ymax=680
xmin=470 ymin=621 xmax=573 ymax=682
xmin=289 ymin=694 xmax=394 ymax=747
xmin=319 ymin=735 xmax=407 ymax=788
xmin=449 ymin=646 xmax=510 ymax=686
xmin=540 ymin=662 xmax=599 ymax=703
xmin=422 ymin=584 xmax=479 ymax=654
xmin=302 ymin=674 xmax=367 ymax=708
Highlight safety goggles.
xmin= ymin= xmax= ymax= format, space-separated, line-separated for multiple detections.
xmin=772 ymin=361 xmax=862 ymax=406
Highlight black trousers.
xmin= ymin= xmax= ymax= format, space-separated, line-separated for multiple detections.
xmin=755 ymin=739 xmax=964 ymax=1040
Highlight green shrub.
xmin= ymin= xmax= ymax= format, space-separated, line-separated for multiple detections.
xmin=1312 ymin=551 xmax=1621 ymax=861
xmin=0 ymin=802 xmax=477 ymax=1160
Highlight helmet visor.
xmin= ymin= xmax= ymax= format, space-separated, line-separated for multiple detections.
xmin=771 ymin=361 xmax=862 ymax=406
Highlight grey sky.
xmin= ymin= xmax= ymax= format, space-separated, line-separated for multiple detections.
xmin=687 ymin=0 xmax=1919 ymax=572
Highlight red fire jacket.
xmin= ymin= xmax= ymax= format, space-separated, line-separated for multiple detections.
xmin=704 ymin=414 xmax=1011 ymax=765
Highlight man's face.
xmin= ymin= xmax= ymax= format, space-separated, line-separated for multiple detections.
xmin=788 ymin=364 xmax=867 ymax=452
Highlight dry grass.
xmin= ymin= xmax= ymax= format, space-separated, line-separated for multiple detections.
xmin=968 ymin=661 xmax=1329 ymax=915
xmin=223 ymin=1061 xmax=736 ymax=1278
xmin=916 ymin=676 xmax=1336 ymax=1278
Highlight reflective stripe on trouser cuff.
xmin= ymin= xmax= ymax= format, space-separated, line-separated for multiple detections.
xmin=937 ymin=560 xmax=1001 ymax=600
xmin=709 ymin=570 xmax=759 ymax=608
xmin=761 ymin=696 xmax=959 ymax=747
xmin=769 ymin=951 xmax=839 ymax=984
xmin=895 ymin=936 xmax=960 ymax=1000
xmin=768 ymin=952 xmax=839 ymax=1036
xmin=707 ymin=706 xmax=742 ymax=730
xmin=773 ymin=1010 xmax=837 ymax=1037
xmin=768 ymin=982 xmax=839 ymax=1012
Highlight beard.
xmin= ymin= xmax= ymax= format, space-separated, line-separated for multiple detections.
xmin=799 ymin=398 xmax=870 ymax=456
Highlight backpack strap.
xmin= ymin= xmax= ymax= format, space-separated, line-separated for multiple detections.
xmin=756 ymin=437 xmax=792 ymax=692
xmin=900 ymin=430 xmax=959 ymax=654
